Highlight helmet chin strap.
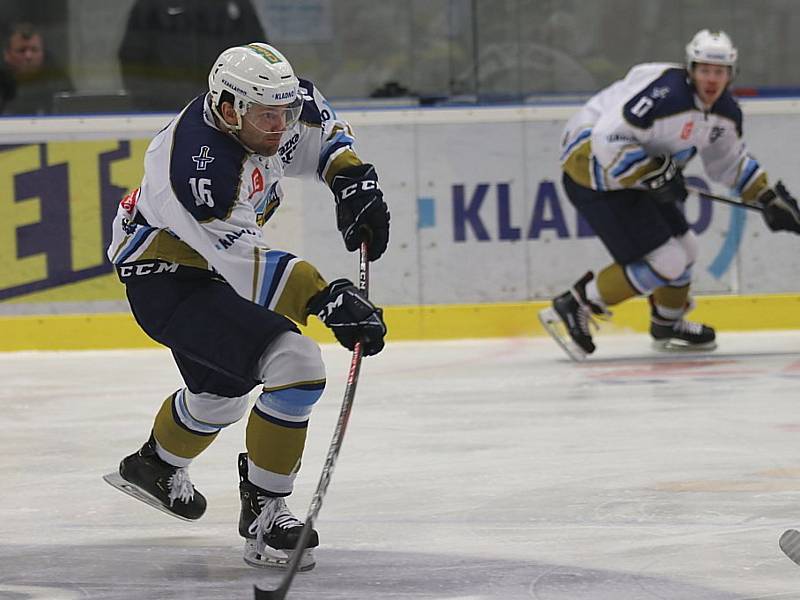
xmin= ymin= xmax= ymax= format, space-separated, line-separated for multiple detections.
xmin=210 ymin=98 xmax=288 ymax=155
xmin=210 ymin=102 xmax=262 ymax=153
xmin=230 ymin=130 xmax=258 ymax=154
xmin=211 ymin=104 xmax=244 ymax=132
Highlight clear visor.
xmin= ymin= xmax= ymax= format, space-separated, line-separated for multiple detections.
xmin=242 ymin=97 xmax=303 ymax=134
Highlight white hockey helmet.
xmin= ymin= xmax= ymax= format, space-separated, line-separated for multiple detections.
xmin=685 ymin=29 xmax=738 ymax=70
xmin=208 ymin=42 xmax=302 ymax=132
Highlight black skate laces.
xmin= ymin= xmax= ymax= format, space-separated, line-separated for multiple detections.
xmin=249 ymin=496 xmax=304 ymax=551
xmin=167 ymin=468 xmax=195 ymax=506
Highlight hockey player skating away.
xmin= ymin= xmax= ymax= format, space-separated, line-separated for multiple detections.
xmin=103 ymin=43 xmax=389 ymax=571
xmin=539 ymin=29 xmax=800 ymax=361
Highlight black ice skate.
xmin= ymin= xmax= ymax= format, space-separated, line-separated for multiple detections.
xmin=649 ymin=297 xmax=716 ymax=352
xmin=238 ymin=453 xmax=318 ymax=571
xmin=538 ymin=272 xmax=607 ymax=361
xmin=102 ymin=433 xmax=206 ymax=521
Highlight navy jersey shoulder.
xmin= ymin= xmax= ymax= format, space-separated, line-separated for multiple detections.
xmin=297 ymin=77 xmax=331 ymax=126
xmin=169 ymin=95 xmax=247 ymax=221
xmin=623 ymin=67 xmax=694 ymax=129
xmin=710 ymin=90 xmax=743 ymax=136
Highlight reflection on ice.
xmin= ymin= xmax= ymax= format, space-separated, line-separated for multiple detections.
xmin=0 ymin=331 xmax=798 ymax=599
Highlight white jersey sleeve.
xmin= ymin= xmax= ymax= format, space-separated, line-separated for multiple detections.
xmin=694 ymin=97 xmax=767 ymax=202
xmin=279 ymin=78 xmax=362 ymax=186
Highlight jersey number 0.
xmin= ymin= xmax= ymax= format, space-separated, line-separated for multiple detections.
xmin=629 ymin=96 xmax=654 ymax=117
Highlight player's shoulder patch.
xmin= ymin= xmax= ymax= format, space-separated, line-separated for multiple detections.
xmin=623 ymin=67 xmax=694 ymax=129
xmin=298 ymin=77 xmax=316 ymax=99
xmin=169 ymin=96 xmax=247 ymax=221
xmin=298 ymin=77 xmax=324 ymax=126
xmin=710 ymin=91 xmax=743 ymax=136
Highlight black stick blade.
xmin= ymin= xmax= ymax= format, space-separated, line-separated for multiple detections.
xmin=780 ymin=529 xmax=800 ymax=565
xmin=254 ymin=584 xmax=287 ymax=600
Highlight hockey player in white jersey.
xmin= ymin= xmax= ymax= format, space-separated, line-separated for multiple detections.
xmin=103 ymin=43 xmax=389 ymax=571
xmin=539 ymin=29 xmax=800 ymax=361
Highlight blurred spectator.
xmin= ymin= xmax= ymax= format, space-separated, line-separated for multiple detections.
xmin=370 ymin=80 xmax=412 ymax=98
xmin=118 ymin=0 xmax=267 ymax=112
xmin=0 ymin=22 xmax=70 ymax=115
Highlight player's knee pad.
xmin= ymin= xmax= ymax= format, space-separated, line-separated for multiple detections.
xmin=645 ymin=236 xmax=691 ymax=281
xmin=183 ymin=388 xmax=250 ymax=428
xmin=255 ymin=332 xmax=326 ymax=422
xmin=676 ymin=230 xmax=698 ymax=265
xmin=625 ymin=237 xmax=691 ymax=293
xmin=655 ymin=232 xmax=696 ymax=286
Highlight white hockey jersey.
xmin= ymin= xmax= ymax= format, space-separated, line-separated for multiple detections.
xmin=107 ymin=79 xmax=362 ymax=325
xmin=560 ymin=63 xmax=768 ymax=203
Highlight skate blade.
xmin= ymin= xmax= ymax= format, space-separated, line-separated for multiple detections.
xmin=538 ymin=307 xmax=587 ymax=362
xmin=244 ymin=539 xmax=316 ymax=572
xmin=651 ymin=338 xmax=717 ymax=353
xmin=780 ymin=529 xmax=800 ymax=565
xmin=102 ymin=471 xmax=197 ymax=522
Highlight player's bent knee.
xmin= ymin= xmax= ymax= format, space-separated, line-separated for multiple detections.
xmin=184 ymin=389 xmax=250 ymax=427
xmin=254 ymin=333 xmax=326 ymax=420
xmin=677 ymin=230 xmax=698 ymax=265
xmin=256 ymin=331 xmax=325 ymax=386
xmin=645 ymin=237 xmax=691 ymax=282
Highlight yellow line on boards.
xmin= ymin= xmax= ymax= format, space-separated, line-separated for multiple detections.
xmin=0 ymin=294 xmax=798 ymax=351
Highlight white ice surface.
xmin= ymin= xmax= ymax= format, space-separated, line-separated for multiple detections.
xmin=1 ymin=331 xmax=800 ymax=599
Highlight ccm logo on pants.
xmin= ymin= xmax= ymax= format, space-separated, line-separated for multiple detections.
xmin=118 ymin=261 xmax=180 ymax=279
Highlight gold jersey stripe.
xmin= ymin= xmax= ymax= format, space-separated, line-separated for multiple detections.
xmin=251 ymin=246 xmax=262 ymax=303
xmin=561 ymin=139 xmax=592 ymax=189
xmin=323 ymin=148 xmax=362 ymax=186
xmin=272 ymin=260 xmax=328 ymax=325
xmin=110 ymin=232 xmax=133 ymax=263
xmin=618 ymin=157 xmax=661 ymax=188
xmin=740 ymin=172 xmax=768 ymax=204
xmin=137 ymin=230 xmax=209 ymax=269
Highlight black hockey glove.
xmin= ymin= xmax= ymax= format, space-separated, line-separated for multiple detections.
xmin=757 ymin=182 xmax=800 ymax=234
xmin=307 ymin=278 xmax=387 ymax=356
xmin=641 ymin=155 xmax=687 ymax=203
xmin=331 ymin=164 xmax=390 ymax=261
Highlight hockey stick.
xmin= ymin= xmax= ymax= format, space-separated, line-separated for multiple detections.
xmin=780 ymin=529 xmax=800 ymax=566
xmin=685 ymin=184 xmax=765 ymax=212
xmin=254 ymin=241 xmax=370 ymax=600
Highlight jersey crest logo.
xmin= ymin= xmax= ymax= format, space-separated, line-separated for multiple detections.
xmin=251 ymin=168 xmax=265 ymax=196
xmin=680 ymin=121 xmax=694 ymax=140
xmin=192 ymin=146 xmax=215 ymax=171
xmin=120 ymin=188 xmax=140 ymax=213
xmin=651 ymin=86 xmax=670 ymax=99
